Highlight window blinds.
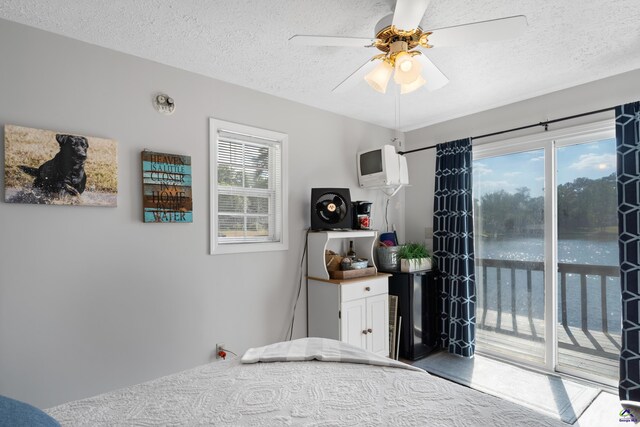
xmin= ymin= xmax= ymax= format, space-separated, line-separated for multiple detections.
xmin=216 ymin=129 xmax=282 ymax=244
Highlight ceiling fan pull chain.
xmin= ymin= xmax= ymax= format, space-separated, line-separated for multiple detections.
xmin=395 ymin=86 xmax=401 ymax=130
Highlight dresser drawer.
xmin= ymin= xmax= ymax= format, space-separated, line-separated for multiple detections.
xmin=340 ymin=277 xmax=388 ymax=303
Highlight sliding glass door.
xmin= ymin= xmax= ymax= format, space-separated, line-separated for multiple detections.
xmin=472 ymin=122 xmax=620 ymax=385
xmin=474 ymin=149 xmax=547 ymax=365
xmin=555 ymin=134 xmax=620 ymax=382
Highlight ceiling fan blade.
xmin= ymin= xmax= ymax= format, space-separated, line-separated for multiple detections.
xmin=415 ymin=54 xmax=449 ymax=91
xmin=392 ymin=0 xmax=431 ymax=31
xmin=425 ymin=15 xmax=527 ymax=47
xmin=332 ymin=58 xmax=378 ymax=93
xmin=289 ymin=35 xmax=378 ymax=47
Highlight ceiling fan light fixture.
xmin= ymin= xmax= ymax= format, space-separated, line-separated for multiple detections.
xmin=364 ymin=60 xmax=393 ymax=93
xmin=399 ymin=60 xmax=412 ymax=73
xmin=400 ymin=74 xmax=426 ymax=94
xmin=393 ymin=52 xmax=422 ymax=85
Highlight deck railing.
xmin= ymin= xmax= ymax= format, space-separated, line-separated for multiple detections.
xmin=557 ymin=262 xmax=620 ymax=334
xmin=477 ymin=258 xmax=544 ymax=339
xmin=476 ymin=258 xmax=620 ymax=339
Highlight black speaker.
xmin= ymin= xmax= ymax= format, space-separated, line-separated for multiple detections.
xmin=311 ymin=188 xmax=352 ymax=230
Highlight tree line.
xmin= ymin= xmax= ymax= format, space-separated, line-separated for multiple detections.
xmin=474 ymin=173 xmax=616 ymax=237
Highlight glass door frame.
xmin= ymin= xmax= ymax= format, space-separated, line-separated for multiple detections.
xmin=472 ymin=119 xmax=615 ymax=382
xmin=553 ymin=125 xmax=616 ymax=386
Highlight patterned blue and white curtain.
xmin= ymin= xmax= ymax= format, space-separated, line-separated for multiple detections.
xmin=433 ymin=138 xmax=476 ymax=357
xmin=616 ymin=102 xmax=640 ymax=402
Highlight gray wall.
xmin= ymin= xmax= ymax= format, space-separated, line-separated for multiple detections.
xmin=0 ymin=19 xmax=404 ymax=408
xmin=403 ymin=68 xmax=640 ymax=245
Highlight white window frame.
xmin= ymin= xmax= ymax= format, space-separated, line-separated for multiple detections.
xmin=209 ymin=118 xmax=288 ymax=255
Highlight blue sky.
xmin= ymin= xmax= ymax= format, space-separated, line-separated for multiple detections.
xmin=473 ymin=138 xmax=616 ymax=198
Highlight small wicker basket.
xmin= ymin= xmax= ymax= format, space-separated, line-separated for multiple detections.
xmin=325 ymin=250 xmax=343 ymax=272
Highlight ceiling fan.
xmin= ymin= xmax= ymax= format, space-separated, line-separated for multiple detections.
xmin=290 ymin=0 xmax=527 ymax=95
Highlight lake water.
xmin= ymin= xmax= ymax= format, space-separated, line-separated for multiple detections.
xmin=476 ymin=236 xmax=621 ymax=333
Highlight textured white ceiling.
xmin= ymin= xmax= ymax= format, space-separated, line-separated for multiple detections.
xmin=1 ymin=0 xmax=639 ymax=131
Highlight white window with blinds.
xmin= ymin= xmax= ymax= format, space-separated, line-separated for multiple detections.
xmin=209 ymin=118 xmax=288 ymax=254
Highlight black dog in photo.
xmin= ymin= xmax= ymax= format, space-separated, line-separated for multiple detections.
xmin=19 ymin=134 xmax=88 ymax=197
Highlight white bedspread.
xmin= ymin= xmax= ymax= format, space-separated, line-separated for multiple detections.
xmin=47 ymin=338 xmax=566 ymax=426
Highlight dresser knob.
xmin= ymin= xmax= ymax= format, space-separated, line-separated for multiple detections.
xmin=367 ymin=328 xmax=373 ymax=333
xmin=365 ymin=286 xmax=371 ymax=291
xmin=362 ymin=330 xmax=368 ymax=335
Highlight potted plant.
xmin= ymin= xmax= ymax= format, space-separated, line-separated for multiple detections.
xmin=397 ymin=242 xmax=432 ymax=272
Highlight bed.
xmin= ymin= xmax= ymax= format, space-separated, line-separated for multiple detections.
xmin=46 ymin=338 xmax=565 ymax=426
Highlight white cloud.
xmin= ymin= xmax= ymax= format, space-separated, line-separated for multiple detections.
xmin=530 ymin=155 xmax=545 ymax=162
xmin=568 ymin=153 xmax=616 ymax=171
xmin=503 ymin=171 xmax=521 ymax=177
xmin=473 ymin=162 xmax=492 ymax=176
xmin=535 ymin=176 xmax=544 ymax=181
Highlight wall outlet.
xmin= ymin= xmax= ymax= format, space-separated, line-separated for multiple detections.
xmin=425 ymin=227 xmax=433 ymax=239
xmin=216 ymin=343 xmax=225 ymax=359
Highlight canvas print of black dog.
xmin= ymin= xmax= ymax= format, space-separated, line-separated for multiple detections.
xmin=4 ymin=125 xmax=118 ymax=206
xmin=19 ymin=134 xmax=88 ymax=197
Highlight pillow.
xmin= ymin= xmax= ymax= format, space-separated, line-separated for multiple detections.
xmin=241 ymin=337 xmax=423 ymax=372
xmin=0 ymin=395 xmax=60 ymax=427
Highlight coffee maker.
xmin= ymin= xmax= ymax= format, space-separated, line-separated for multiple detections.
xmin=352 ymin=201 xmax=373 ymax=230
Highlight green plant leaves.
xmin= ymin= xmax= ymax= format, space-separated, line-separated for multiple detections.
xmin=397 ymin=242 xmax=430 ymax=260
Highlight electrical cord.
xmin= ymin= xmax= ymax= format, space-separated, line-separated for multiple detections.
xmin=385 ymin=197 xmax=391 ymax=232
xmin=287 ymin=228 xmax=310 ymax=341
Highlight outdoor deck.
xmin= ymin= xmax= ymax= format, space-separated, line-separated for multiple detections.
xmin=477 ymin=309 xmax=620 ymax=381
xmin=476 ymin=258 xmax=620 ymax=383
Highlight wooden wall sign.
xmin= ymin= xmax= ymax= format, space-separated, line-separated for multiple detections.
xmin=142 ymin=151 xmax=192 ymax=223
